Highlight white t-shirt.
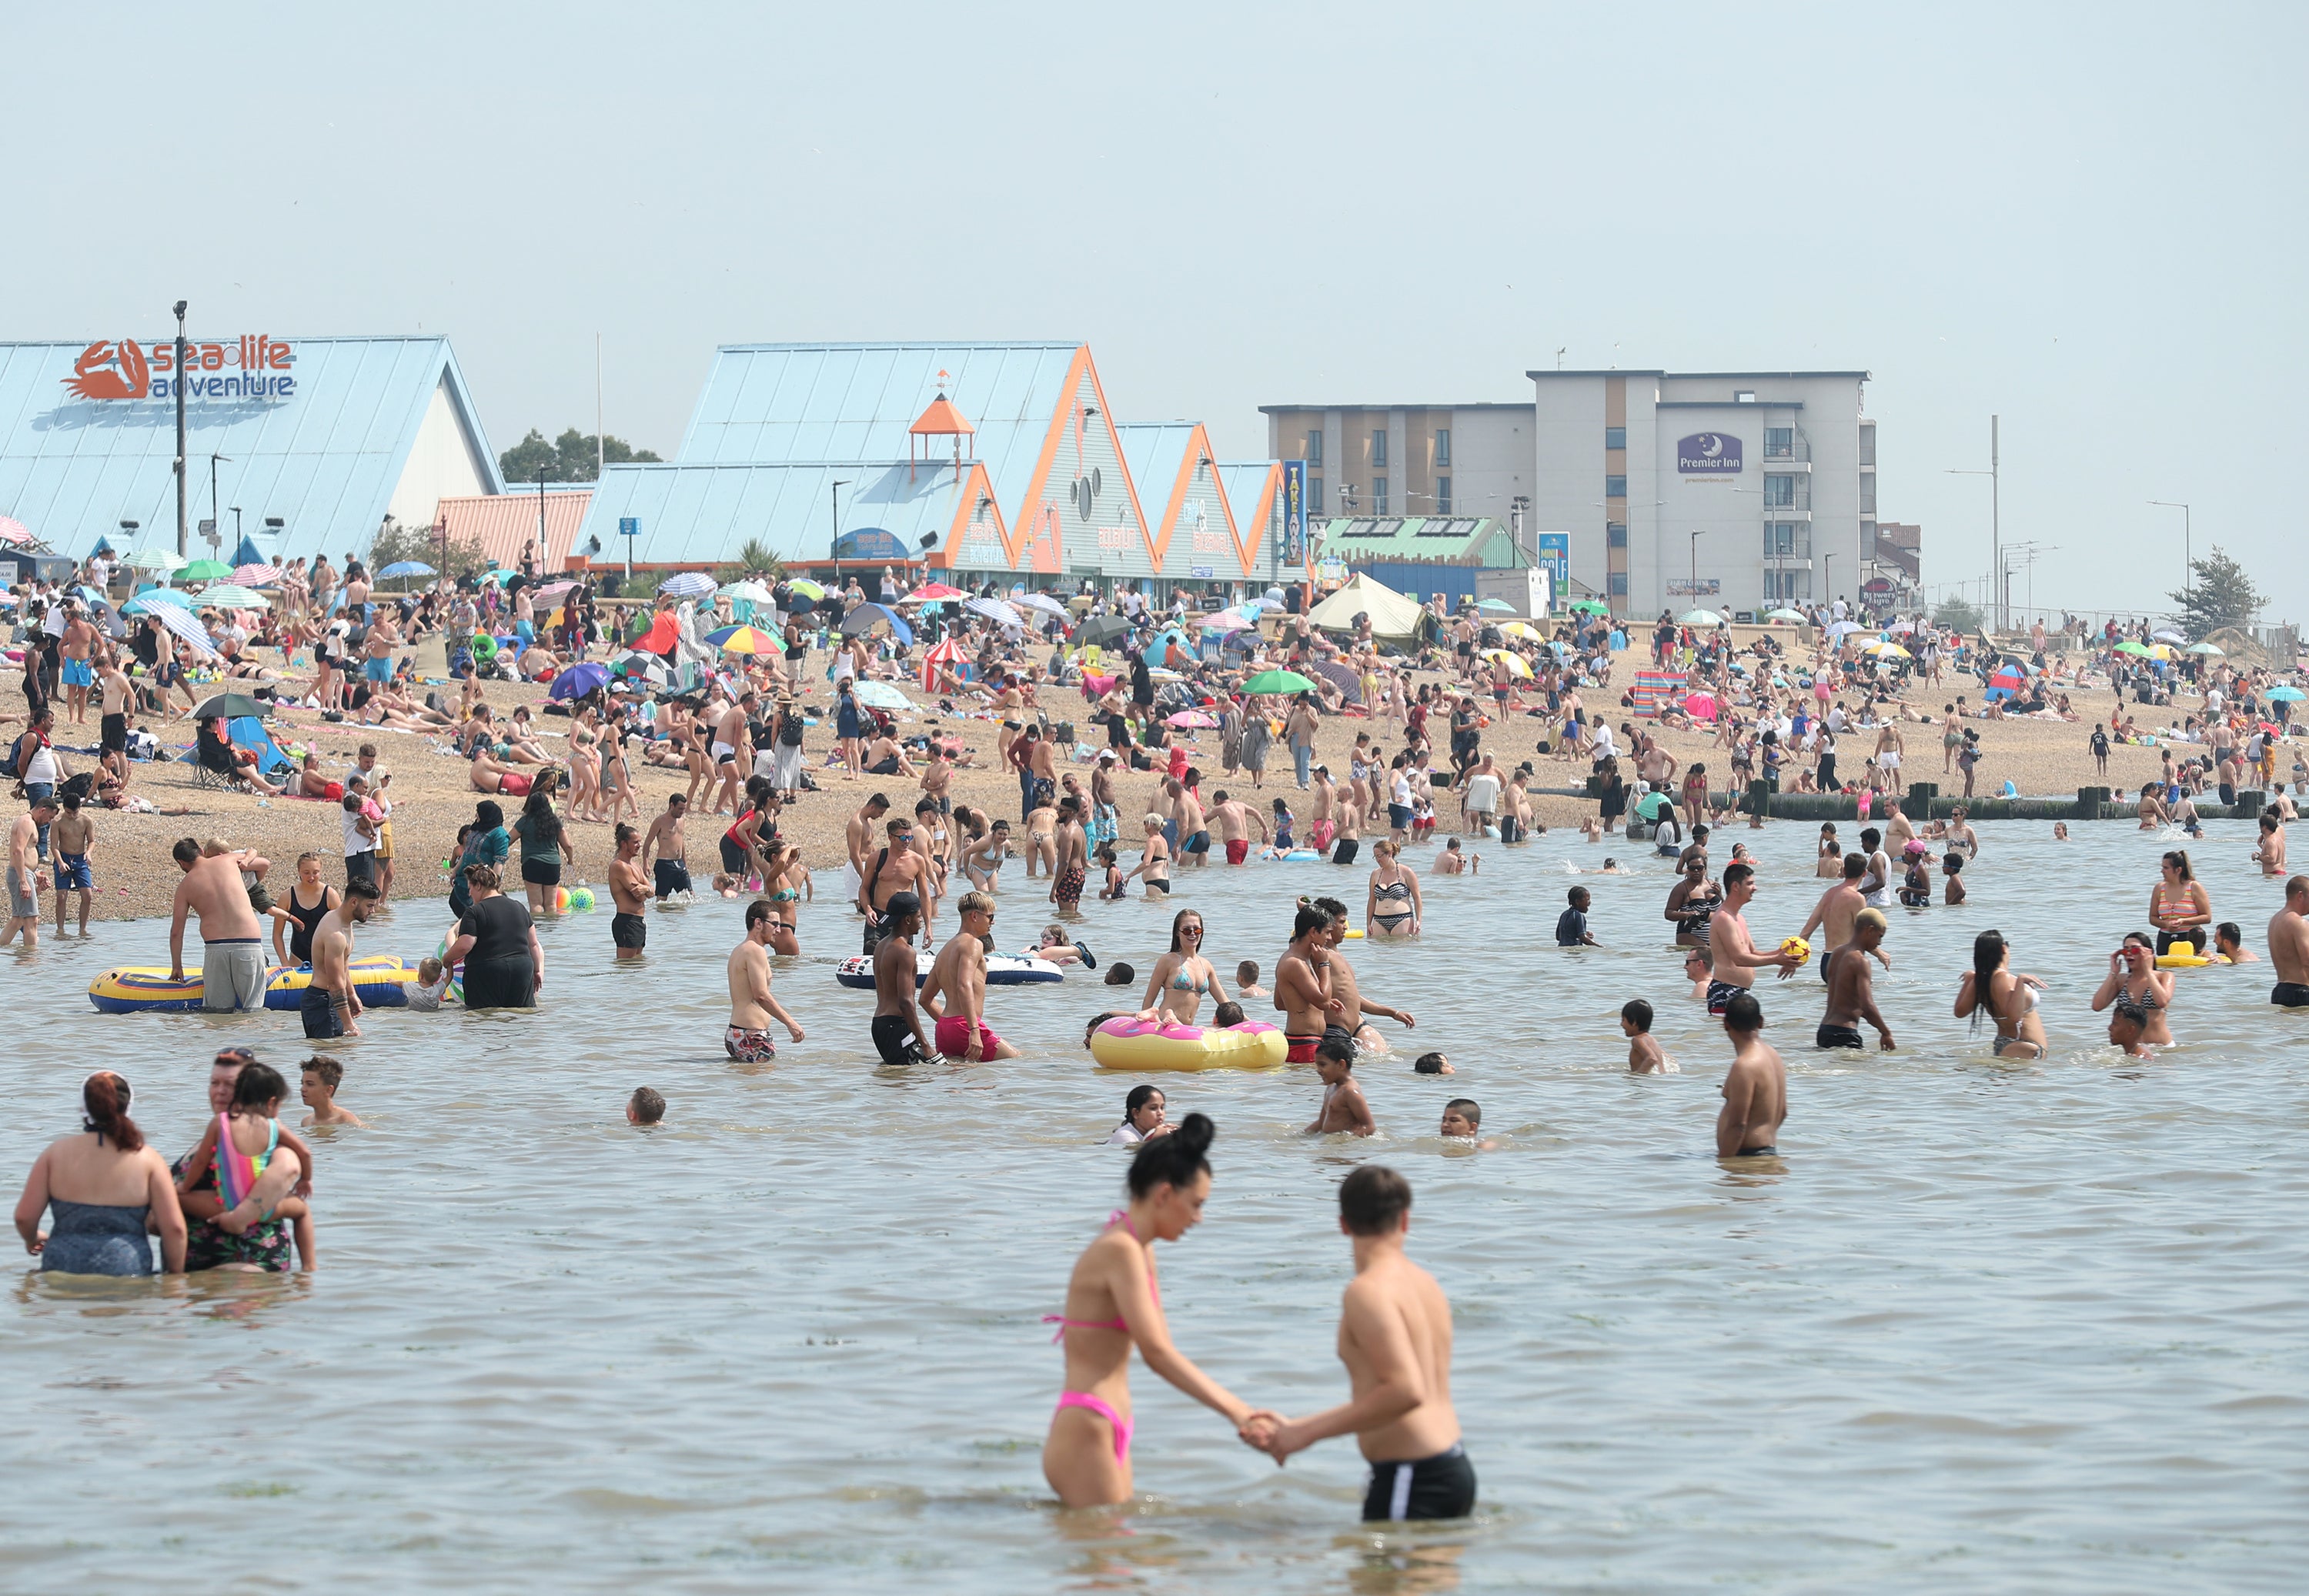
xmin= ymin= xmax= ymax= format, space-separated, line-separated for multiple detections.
xmin=1104 ymin=1123 xmax=1147 ymax=1146
xmin=342 ymin=806 xmax=376 ymax=858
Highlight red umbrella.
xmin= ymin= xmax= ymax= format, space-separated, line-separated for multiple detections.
xmin=919 ymin=636 xmax=964 ymax=691
xmin=635 ymin=613 xmax=681 ymax=656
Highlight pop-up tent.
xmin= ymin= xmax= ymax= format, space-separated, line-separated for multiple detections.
xmin=1305 ymin=572 xmax=1425 ymax=646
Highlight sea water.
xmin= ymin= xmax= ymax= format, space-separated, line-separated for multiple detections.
xmin=2 ymin=819 xmax=2304 ymax=1593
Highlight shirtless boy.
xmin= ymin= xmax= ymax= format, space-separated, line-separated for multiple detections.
xmin=1716 ymin=990 xmax=1786 ymax=1158
xmin=1705 ymin=862 xmax=1801 ymax=1017
xmin=1622 ymin=999 xmax=1673 ymax=1073
xmin=869 ymin=890 xmax=932 ymax=1067
xmin=299 ymin=1055 xmax=366 ymax=1128
xmin=1247 ymin=1166 xmax=1472 ymax=1522
xmin=1305 ymin=1035 xmax=1375 ymax=1137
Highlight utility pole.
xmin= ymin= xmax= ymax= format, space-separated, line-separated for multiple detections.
xmin=830 ymin=480 xmax=852 ymax=564
xmin=2149 ymin=500 xmax=2190 ymax=623
xmin=1944 ymin=412 xmax=2000 ymax=633
xmin=172 ymin=299 xmax=189 ymax=557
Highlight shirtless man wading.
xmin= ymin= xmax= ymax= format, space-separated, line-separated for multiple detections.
xmin=608 ymin=824 xmax=650 ymax=960
xmin=1705 ymin=862 xmax=1800 ymax=1017
xmin=1315 ymin=894 xmax=1414 ymax=1056
xmin=1246 ymin=1166 xmax=1473 ymax=1523
xmin=302 ymin=880 xmax=379 ymax=1040
xmin=1796 ymin=855 xmax=1886 ymax=985
xmin=1816 ymin=907 xmax=1894 ymax=1051
xmin=2267 ymin=875 xmax=2309 ymax=1008
xmin=922 ymin=891 xmax=1021 ymax=1061
xmin=856 ymin=815 xmax=938 ymax=954
xmin=726 ymin=900 xmax=806 ymax=1061
xmin=1208 ymin=790 xmax=1269 ymax=866
xmin=1716 ymin=990 xmax=1786 ymax=1158
xmin=1049 ymin=795 xmax=1091 ymax=912
xmin=642 ymin=793 xmax=693 ymax=900
xmin=168 ymin=838 xmax=271 ymax=1012
xmin=868 ymin=890 xmax=932 ymax=1067
xmin=1275 ymin=903 xmax=1348 ymax=1063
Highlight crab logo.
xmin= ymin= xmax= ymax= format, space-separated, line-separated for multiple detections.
xmin=64 ymin=339 xmax=151 ymax=401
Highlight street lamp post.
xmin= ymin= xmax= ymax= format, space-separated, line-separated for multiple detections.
xmin=830 ymin=479 xmax=852 ymax=561
xmin=1689 ymin=528 xmax=1707 ymax=606
xmin=209 ymin=453 xmax=231 ymax=553
xmin=1945 ymin=413 xmax=2000 ymax=633
xmin=172 ymin=299 xmax=189 ymax=558
xmin=2149 ymin=500 xmax=2190 ymax=623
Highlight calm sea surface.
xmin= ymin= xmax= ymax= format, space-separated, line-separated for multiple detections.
xmin=4 ymin=818 xmax=2306 ymax=1593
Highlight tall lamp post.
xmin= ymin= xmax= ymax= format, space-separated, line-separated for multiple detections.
xmin=1688 ymin=528 xmax=1708 ymax=607
xmin=2149 ymin=500 xmax=2190 ymax=625
xmin=1945 ymin=413 xmax=2000 ymax=633
xmin=209 ymin=453 xmax=231 ymax=553
xmin=830 ymin=479 xmax=851 ymax=565
xmin=172 ymin=299 xmax=189 ymax=557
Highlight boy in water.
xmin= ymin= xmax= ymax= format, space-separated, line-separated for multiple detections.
xmin=1716 ymin=990 xmax=1785 ymax=1158
xmin=1245 ymin=1166 xmax=1473 ymax=1522
xmin=1235 ymin=959 xmax=1268 ymax=999
xmin=1211 ymin=1000 xmax=1246 ymax=1027
xmin=48 ymin=791 xmax=95 ymax=937
xmin=1439 ymin=1099 xmax=1479 ymax=1137
xmin=1622 ymin=999 xmax=1673 ymax=1073
xmin=1555 ymin=885 xmax=1598 ymax=947
xmin=1941 ymin=852 xmax=1967 ymax=905
xmin=299 ymin=1055 xmax=365 ymax=1127
xmin=1414 ymin=1051 xmax=1453 ymax=1075
xmin=1305 ymin=1035 xmax=1375 ymax=1137
xmin=405 ymin=956 xmax=454 ymax=1012
xmin=627 ymin=1087 xmax=666 ymax=1127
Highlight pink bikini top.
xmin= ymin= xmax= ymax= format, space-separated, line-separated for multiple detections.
xmin=1044 ymin=1210 xmax=1158 ymax=1341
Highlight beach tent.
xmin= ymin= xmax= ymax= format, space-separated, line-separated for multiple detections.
xmin=1305 ymin=573 xmax=1423 ymax=645
xmin=179 ymin=716 xmax=294 ymax=776
xmin=1630 ymin=669 xmax=1685 ymax=718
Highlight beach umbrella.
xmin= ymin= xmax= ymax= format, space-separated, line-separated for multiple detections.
xmin=1884 ymin=619 xmax=1919 ymax=634
xmin=1475 ymin=598 xmax=1517 ymax=613
xmin=0 ymin=515 xmax=31 ymax=546
xmin=1683 ymin=691 xmax=1719 ymax=720
xmin=709 ymin=625 xmax=782 ymax=655
xmin=1200 ymin=610 xmax=1253 ymax=633
xmin=1479 ymin=649 xmax=1532 ymax=678
xmin=126 ymin=547 xmax=185 ymax=572
xmin=2153 ymin=629 xmax=2187 ymax=644
xmin=529 ymin=579 xmax=579 ymax=606
xmin=1074 ymin=614 xmax=1134 ymax=648
xmin=1824 ymin=619 xmax=1865 ymax=639
xmin=547 ymin=662 xmax=615 ymax=700
xmin=717 ymin=579 xmax=776 ymax=603
xmin=179 ymin=559 xmax=231 ymax=581
xmin=2267 ymin=686 xmax=2304 ymax=702
xmin=1569 ymin=599 xmax=1611 ymax=616
xmin=192 ymin=692 xmax=269 ymax=721
xmin=196 ymin=584 xmax=267 ymax=609
xmin=965 ymin=596 xmax=1024 ymax=628
xmin=1860 ymin=639 xmax=1911 ymax=659
xmin=1500 ymin=620 xmax=1547 ymax=642
xmin=2113 ymin=639 xmax=2152 ymax=656
xmin=125 ymin=587 xmax=194 ymax=613
xmin=657 ymin=570 xmax=717 ymax=601
xmin=900 ymin=581 xmax=967 ymax=604
xmin=2187 ymin=641 xmax=2224 ymax=656
xmin=1307 ymin=659 xmax=1362 ymax=705
xmin=841 ymin=602 xmax=914 ymax=646
xmin=610 ymin=649 xmax=664 ymax=678
xmin=919 ymin=636 xmax=965 ymax=690
xmin=2146 ymin=643 xmax=2178 ymax=661
xmin=376 ymin=560 xmax=434 ymax=580
xmin=1013 ymin=590 xmax=1068 ymax=618
xmin=1242 ymin=668 xmax=1316 ymax=696
xmin=153 ymin=603 xmax=216 ymax=658
xmin=784 ymin=578 xmax=827 ymax=600
xmin=1678 ymin=609 xmax=1726 ymax=627
xmin=1766 ymin=608 xmax=1808 ymax=623
xmin=230 ymin=563 xmax=282 ymax=586
xmin=850 ymin=679 xmax=911 ymax=712
xmin=1165 ymin=710 xmax=1219 ymax=730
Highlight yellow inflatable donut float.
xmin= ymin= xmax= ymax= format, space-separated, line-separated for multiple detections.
xmin=1090 ymin=1018 xmax=1288 ymax=1072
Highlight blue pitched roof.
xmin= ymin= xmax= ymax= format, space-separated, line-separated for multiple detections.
xmin=677 ymin=342 xmax=1078 ymax=514
xmin=1115 ymin=423 xmax=1197 ymax=529
xmin=0 ymin=336 xmax=500 ymax=563
xmin=579 ymin=459 xmax=975 ymax=569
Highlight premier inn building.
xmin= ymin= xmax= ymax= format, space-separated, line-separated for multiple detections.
xmin=1528 ymin=369 xmax=1876 ymax=620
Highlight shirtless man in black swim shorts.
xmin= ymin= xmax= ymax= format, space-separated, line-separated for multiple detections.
xmin=870 ymin=891 xmax=932 ymax=1067
xmin=1816 ymin=907 xmax=1894 ymax=1050
xmin=2268 ymin=875 xmax=2309 ymax=1007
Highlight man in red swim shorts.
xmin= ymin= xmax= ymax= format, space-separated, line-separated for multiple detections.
xmin=923 ymin=890 xmax=1024 ymax=1060
xmin=1208 ymin=789 xmax=1268 ymax=869
xmin=1274 ymin=900 xmax=1345 ymax=1061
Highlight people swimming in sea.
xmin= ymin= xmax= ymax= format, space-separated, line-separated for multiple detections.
xmin=1622 ymin=999 xmax=1674 ymax=1073
xmin=627 ymin=1087 xmax=665 ymax=1127
xmin=1235 ymin=960 xmax=1267 ymax=999
xmin=1105 ymin=1083 xmax=1171 ymax=1145
xmin=1306 ymin=1035 xmax=1375 ymax=1137
xmin=298 ymin=1055 xmax=364 ymax=1128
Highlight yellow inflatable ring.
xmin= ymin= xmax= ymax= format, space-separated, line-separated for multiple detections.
xmin=1089 ymin=1017 xmax=1288 ymax=1072
xmin=2155 ymin=951 xmax=2214 ymax=969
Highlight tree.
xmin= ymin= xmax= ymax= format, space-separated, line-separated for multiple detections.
xmin=1932 ymin=596 xmax=1983 ymax=634
xmin=498 ymin=427 xmax=661 ymax=485
xmin=369 ymin=516 xmax=489 ymax=583
xmin=715 ymin=537 xmax=784 ymax=586
xmin=2167 ymin=546 xmax=2264 ymax=641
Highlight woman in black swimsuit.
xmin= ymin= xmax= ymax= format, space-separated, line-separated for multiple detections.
xmin=268 ymin=852 xmax=341 ymax=968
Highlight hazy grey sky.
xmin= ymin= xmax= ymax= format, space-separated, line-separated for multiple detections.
xmin=7 ymin=3 xmax=2303 ymax=621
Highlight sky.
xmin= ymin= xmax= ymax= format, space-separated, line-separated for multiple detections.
xmin=5 ymin=2 xmax=2304 ymax=623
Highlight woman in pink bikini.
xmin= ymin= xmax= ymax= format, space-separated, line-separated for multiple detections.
xmin=1041 ymin=1114 xmax=1269 ymax=1506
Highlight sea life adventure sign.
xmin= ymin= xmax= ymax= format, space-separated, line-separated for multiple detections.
xmin=62 ymin=336 xmax=297 ymax=402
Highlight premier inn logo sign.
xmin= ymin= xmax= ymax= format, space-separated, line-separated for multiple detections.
xmin=63 ymin=336 xmax=297 ymax=402
xmin=1676 ymin=432 xmax=1742 ymax=475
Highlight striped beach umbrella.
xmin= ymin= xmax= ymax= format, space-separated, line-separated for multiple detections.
xmin=154 ymin=603 xmax=217 ymax=658
xmin=659 ymin=571 xmax=717 ymax=601
xmin=707 ymin=625 xmax=782 ymax=655
xmin=919 ymin=636 xmax=964 ymax=691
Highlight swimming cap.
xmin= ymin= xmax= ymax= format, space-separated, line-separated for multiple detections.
xmin=884 ymin=891 xmax=922 ymax=918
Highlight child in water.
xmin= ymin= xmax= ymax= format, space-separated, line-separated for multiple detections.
xmin=1210 ymin=1000 xmax=1246 ymax=1027
xmin=1235 ymin=959 xmax=1267 ymax=998
xmin=405 ymin=956 xmax=455 ymax=1013
xmin=1094 ymin=843 xmax=1126 ymax=901
xmin=177 ymin=1062 xmax=317 ymax=1267
xmin=1941 ymin=853 xmax=1968 ymax=905
xmin=1622 ymin=999 xmax=1676 ymax=1073
xmin=1439 ymin=1099 xmax=1496 ymax=1148
xmin=627 ymin=1087 xmax=665 ymax=1127
xmin=299 ymin=1055 xmax=365 ymax=1127
xmin=1271 ymin=798 xmax=1295 ymax=852
xmin=1415 ymin=1051 xmax=1454 ymax=1075
xmin=1306 ymin=1036 xmax=1375 ymax=1137
xmin=1899 ymin=843 xmax=1933 ymax=907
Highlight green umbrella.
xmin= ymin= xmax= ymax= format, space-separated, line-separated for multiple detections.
xmin=1475 ymin=598 xmax=1516 ymax=613
xmin=192 ymin=692 xmax=269 ymax=721
xmin=1569 ymin=599 xmax=1610 ymax=616
xmin=2114 ymin=639 xmax=2153 ymax=656
xmin=125 ymin=547 xmax=184 ymax=572
xmin=1678 ymin=609 xmax=1726 ymax=627
xmin=179 ymin=559 xmax=232 ymax=581
xmin=196 ymin=584 xmax=268 ymax=609
xmin=1243 ymin=669 xmax=1317 ymax=696
xmin=2186 ymin=641 xmax=2224 ymax=656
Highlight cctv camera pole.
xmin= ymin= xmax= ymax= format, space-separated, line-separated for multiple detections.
xmin=173 ymin=299 xmax=189 ymax=558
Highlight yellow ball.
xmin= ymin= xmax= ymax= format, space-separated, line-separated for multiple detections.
xmin=1779 ymin=935 xmax=1813 ymax=967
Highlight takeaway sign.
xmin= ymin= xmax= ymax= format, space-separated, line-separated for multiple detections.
xmin=63 ymin=336 xmax=297 ymax=402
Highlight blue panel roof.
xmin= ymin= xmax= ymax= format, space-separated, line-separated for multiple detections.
xmin=578 ymin=459 xmax=974 ymax=569
xmin=1114 ymin=423 xmax=1197 ymax=535
xmin=0 ymin=336 xmax=500 ymax=563
xmin=678 ymin=342 xmax=1078 ymax=516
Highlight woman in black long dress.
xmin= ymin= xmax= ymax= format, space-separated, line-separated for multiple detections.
xmin=444 ymin=863 xmax=542 ymax=1009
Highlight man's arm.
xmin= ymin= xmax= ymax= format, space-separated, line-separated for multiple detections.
xmin=1263 ymin=1287 xmax=1425 ymax=1461
xmin=169 ymin=881 xmax=191 ymax=978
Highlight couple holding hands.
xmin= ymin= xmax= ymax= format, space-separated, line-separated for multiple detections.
xmin=1041 ymin=1117 xmax=1475 ymax=1523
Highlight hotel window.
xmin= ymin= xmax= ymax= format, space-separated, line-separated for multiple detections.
xmin=1435 ymin=476 xmax=1452 ymax=513
xmin=1607 ymin=521 xmax=1628 ymax=549
xmin=1305 ymin=431 xmax=1322 ymax=466
xmin=1765 ymin=522 xmax=1809 ymax=557
xmin=1764 ymin=474 xmax=1796 ymax=508
xmin=1608 ymin=573 xmax=1629 ymax=596
xmin=1765 ymin=427 xmax=1793 ymax=458
xmin=1309 ymin=476 xmax=1324 ymax=515
xmin=1604 ymin=426 xmax=1626 ymax=449
xmin=1374 ymin=476 xmax=1389 ymax=514
xmin=1372 ymin=429 xmax=1388 ymax=467
xmin=1435 ymin=428 xmax=1451 ymax=467
xmin=1605 ymin=474 xmax=1627 ymax=498
xmin=1859 ymin=476 xmax=1876 ymax=514
xmin=1858 ymin=424 xmax=1876 ymax=467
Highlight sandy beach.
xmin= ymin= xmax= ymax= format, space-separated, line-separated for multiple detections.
xmin=24 ymin=638 xmax=2250 ymax=942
